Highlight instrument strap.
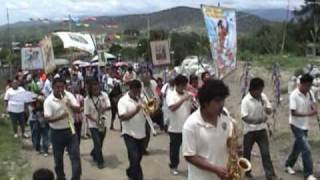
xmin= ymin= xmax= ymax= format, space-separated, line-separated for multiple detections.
xmin=91 ymin=96 xmax=101 ymax=116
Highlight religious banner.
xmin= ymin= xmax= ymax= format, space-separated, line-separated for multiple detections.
xmin=53 ymin=32 xmax=96 ymax=55
xmin=150 ymin=40 xmax=170 ymax=66
xmin=21 ymin=46 xmax=44 ymax=70
xmin=39 ymin=36 xmax=56 ymax=74
xmin=201 ymin=5 xmax=237 ymax=78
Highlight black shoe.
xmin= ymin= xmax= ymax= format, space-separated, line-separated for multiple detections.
xmin=267 ymin=176 xmax=282 ymax=180
xmin=245 ymin=173 xmax=253 ymax=179
xmin=98 ymin=163 xmax=106 ymax=169
xmin=143 ymin=150 xmax=149 ymax=156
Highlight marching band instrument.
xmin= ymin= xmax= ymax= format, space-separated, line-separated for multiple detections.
xmin=54 ymin=92 xmax=76 ymax=135
xmin=226 ymin=120 xmax=251 ymax=180
xmin=92 ymin=97 xmax=107 ymax=132
xmin=139 ymin=97 xmax=157 ymax=136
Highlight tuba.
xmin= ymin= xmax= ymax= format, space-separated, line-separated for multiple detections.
xmin=226 ymin=120 xmax=251 ymax=180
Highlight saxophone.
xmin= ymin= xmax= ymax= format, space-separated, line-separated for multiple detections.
xmin=226 ymin=120 xmax=251 ymax=180
xmin=56 ymin=92 xmax=76 ymax=135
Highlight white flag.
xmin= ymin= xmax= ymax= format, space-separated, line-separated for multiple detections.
xmin=53 ymin=32 xmax=96 ymax=55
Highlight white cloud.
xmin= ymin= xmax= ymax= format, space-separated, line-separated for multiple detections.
xmin=0 ymin=0 xmax=305 ymax=25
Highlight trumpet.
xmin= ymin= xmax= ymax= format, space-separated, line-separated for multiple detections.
xmin=55 ymin=92 xmax=76 ymax=135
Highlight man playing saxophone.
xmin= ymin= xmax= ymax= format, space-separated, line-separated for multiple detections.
xmin=43 ymin=78 xmax=81 ymax=180
xmin=182 ymin=79 xmax=232 ymax=180
xmin=84 ymin=78 xmax=111 ymax=169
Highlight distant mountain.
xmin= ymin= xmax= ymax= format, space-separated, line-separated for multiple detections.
xmin=95 ymin=7 xmax=270 ymax=33
xmin=245 ymin=9 xmax=294 ymax=22
xmin=0 ymin=6 xmax=271 ymax=44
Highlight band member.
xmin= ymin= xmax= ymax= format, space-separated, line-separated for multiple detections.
xmin=84 ymin=78 xmax=111 ymax=169
xmin=285 ymin=74 xmax=317 ymax=180
xmin=118 ymin=80 xmax=146 ymax=180
xmin=241 ymin=78 xmax=279 ymax=180
xmin=140 ymin=70 xmax=159 ymax=154
xmin=123 ymin=65 xmax=137 ymax=85
xmin=4 ymin=79 xmax=28 ymax=138
xmin=167 ymin=74 xmax=192 ymax=175
xmin=183 ymin=79 xmax=232 ymax=180
xmin=43 ymin=78 xmax=81 ymax=180
xmin=161 ymin=77 xmax=175 ymax=131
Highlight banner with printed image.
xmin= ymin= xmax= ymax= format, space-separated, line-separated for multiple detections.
xmin=21 ymin=47 xmax=44 ymax=70
xmin=39 ymin=36 xmax=56 ymax=74
xmin=201 ymin=5 xmax=237 ymax=78
xmin=150 ymin=40 xmax=170 ymax=66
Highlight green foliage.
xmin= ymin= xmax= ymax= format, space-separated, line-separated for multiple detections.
xmin=294 ymin=0 xmax=320 ymax=44
xmin=0 ymin=48 xmax=10 ymax=60
xmin=248 ymin=54 xmax=320 ymax=70
xmin=170 ymin=32 xmax=209 ymax=66
xmin=109 ymin=44 xmax=122 ymax=56
xmin=121 ymin=47 xmax=138 ymax=61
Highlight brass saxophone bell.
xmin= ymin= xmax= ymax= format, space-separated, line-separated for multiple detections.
xmin=237 ymin=157 xmax=251 ymax=172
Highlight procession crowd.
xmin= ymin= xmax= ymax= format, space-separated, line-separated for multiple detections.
xmin=3 ymin=63 xmax=319 ymax=180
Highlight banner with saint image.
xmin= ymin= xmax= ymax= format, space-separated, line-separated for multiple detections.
xmin=201 ymin=5 xmax=237 ymax=78
xmin=150 ymin=40 xmax=171 ymax=66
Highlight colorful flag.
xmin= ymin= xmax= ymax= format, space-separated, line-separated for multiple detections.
xmin=201 ymin=5 xmax=237 ymax=78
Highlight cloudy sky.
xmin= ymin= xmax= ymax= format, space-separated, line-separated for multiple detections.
xmin=0 ymin=0 xmax=304 ymax=25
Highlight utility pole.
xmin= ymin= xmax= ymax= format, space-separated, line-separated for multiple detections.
xmin=7 ymin=7 xmax=13 ymax=78
xmin=68 ymin=14 xmax=72 ymax=32
xmin=147 ymin=16 xmax=150 ymax=40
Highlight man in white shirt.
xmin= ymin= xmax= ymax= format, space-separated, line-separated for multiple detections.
xmin=241 ymin=78 xmax=279 ymax=180
xmin=43 ymin=78 xmax=81 ymax=180
xmin=118 ymin=80 xmax=145 ymax=180
xmin=4 ymin=79 xmax=28 ymax=138
xmin=167 ymin=74 xmax=192 ymax=175
xmin=161 ymin=78 xmax=175 ymax=130
xmin=140 ymin=70 xmax=159 ymax=154
xmin=84 ymin=78 xmax=111 ymax=169
xmin=285 ymin=74 xmax=317 ymax=180
xmin=183 ymin=79 xmax=232 ymax=180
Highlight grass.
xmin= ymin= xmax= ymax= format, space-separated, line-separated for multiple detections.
xmin=0 ymin=92 xmax=29 ymax=180
xmin=241 ymin=54 xmax=320 ymax=71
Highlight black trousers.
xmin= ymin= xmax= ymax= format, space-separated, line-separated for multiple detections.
xmin=123 ymin=134 xmax=144 ymax=180
xmin=169 ymin=132 xmax=182 ymax=169
xmin=89 ymin=128 xmax=106 ymax=165
xmin=51 ymin=128 xmax=81 ymax=180
xmin=243 ymin=129 xmax=276 ymax=180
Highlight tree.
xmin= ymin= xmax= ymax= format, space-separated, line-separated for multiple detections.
xmin=294 ymin=0 xmax=320 ymax=47
xmin=0 ymin=48 xmax=10 ymax=61
xmin=109 ymin=44 xmax=122 ymax=55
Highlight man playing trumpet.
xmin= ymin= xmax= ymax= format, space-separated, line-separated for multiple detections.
xmin=167 ymin=74 xmax=193 ymax=175
xmin=118 ymin=80 xmax=146 ymax=180
xmin=43 ymin=78 xmax=81 ymax=180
